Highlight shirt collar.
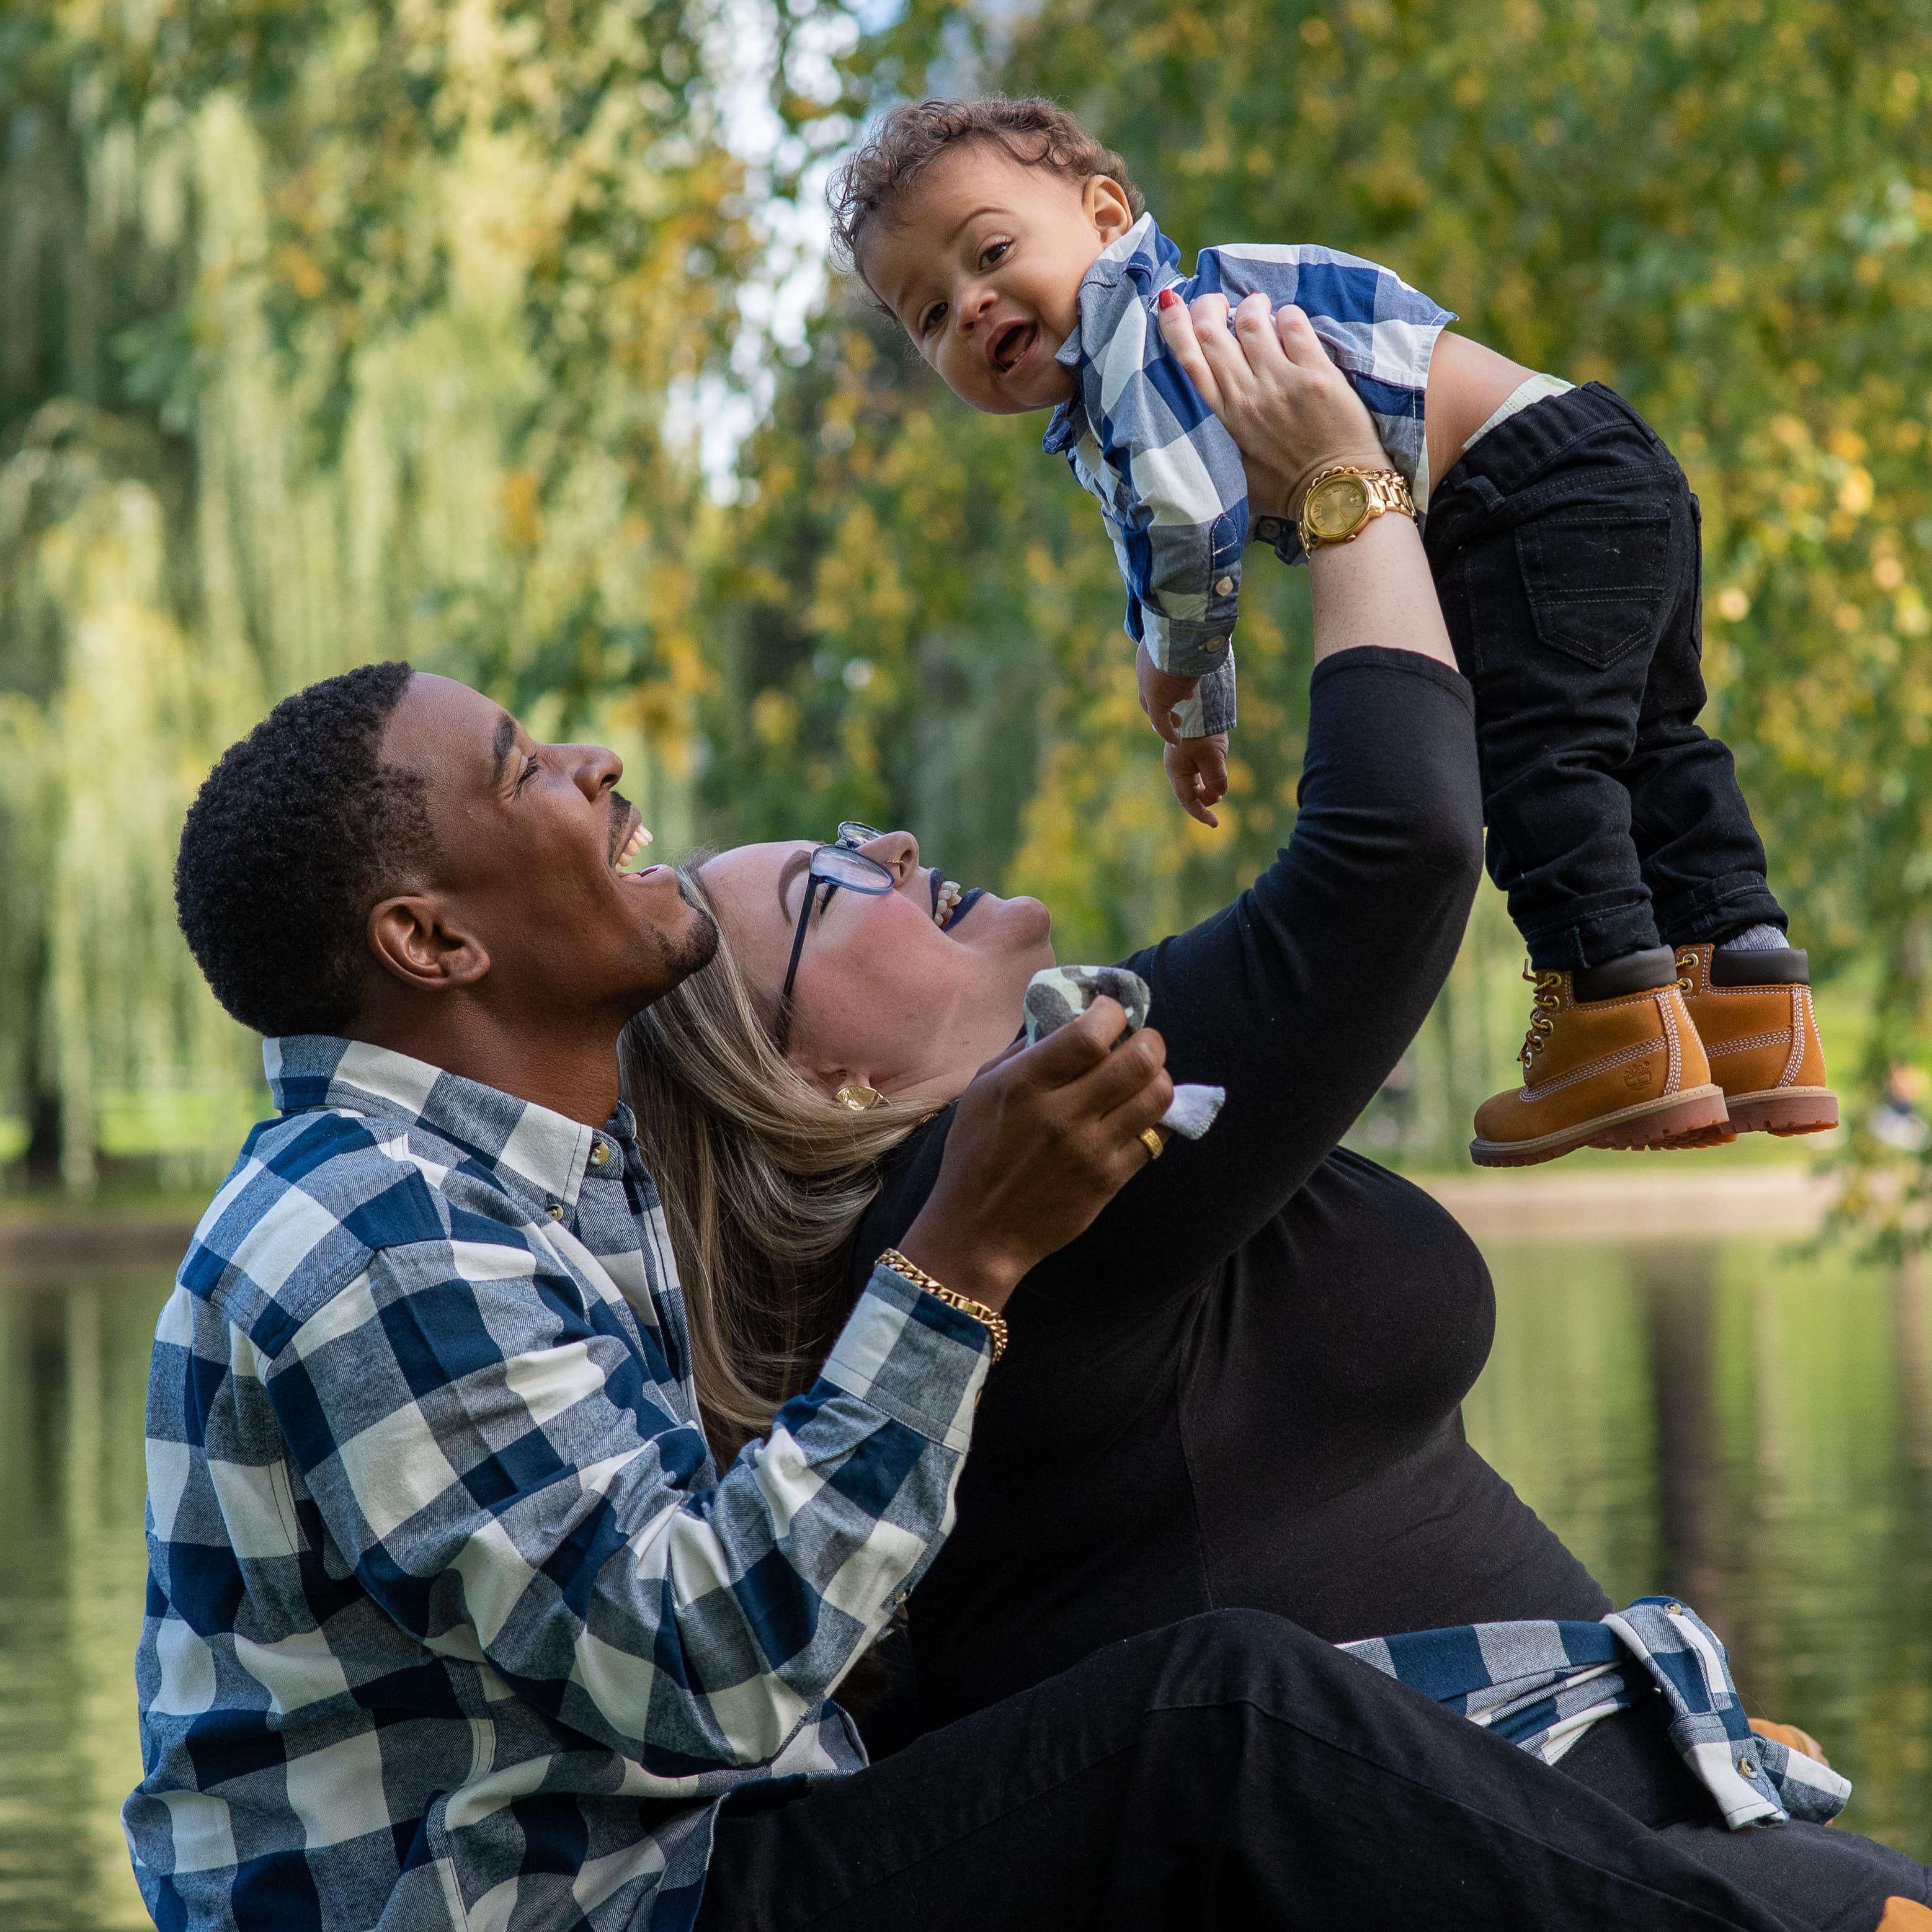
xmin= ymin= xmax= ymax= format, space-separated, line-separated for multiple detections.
xmin=264 ymin=1035 xmax=629 ymax=1212
xmin=1042 ymin=214 xmax=1180 ymax=457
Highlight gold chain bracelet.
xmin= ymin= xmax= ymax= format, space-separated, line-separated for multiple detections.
xmin=878 ymin=1249 xmax=1008 ymax=1364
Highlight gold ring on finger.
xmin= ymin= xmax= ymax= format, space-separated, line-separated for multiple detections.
xmin=1139 ymin=1127 xmax=1165 ymax=1162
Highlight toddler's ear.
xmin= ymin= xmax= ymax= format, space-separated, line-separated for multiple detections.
xmin=1084 ymin=175 xmax=1135 ymax=244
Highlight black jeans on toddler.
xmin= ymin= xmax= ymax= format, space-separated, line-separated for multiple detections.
xmin=1422 ymin=381 xmax=1785 ymax=973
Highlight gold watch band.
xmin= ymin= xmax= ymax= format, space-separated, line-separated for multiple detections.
xmin=878 ymin=1248 xmax=1009 ymax=1363
xmin=1297 ymin=465 xmax=1417 ymax=554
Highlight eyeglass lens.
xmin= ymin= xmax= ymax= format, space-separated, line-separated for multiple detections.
xmin=812 ymin=845 xmax=895 ymax=891
xmin=782 ymin=830 xmax=899 ymax=1010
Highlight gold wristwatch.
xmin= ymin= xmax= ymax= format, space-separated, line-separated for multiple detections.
xmin=1297 ymin=465 xmax=1417 ymax=554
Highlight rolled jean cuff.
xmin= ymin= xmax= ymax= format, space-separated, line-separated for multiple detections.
xmin=1523 ymin=904 xmax=1663 ymax=974
xmin=1655 ymin=883 xmax=1787 ymax=951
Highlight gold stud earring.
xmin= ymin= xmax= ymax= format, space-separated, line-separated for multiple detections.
xmin=835 ymin=1084 xmax=886 ymax=1111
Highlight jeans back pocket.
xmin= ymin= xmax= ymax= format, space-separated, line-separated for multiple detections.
xmin=1515 ymin=512 xmax=1672 ymax=669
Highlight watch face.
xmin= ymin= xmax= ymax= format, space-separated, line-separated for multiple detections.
xmin=1307 ymin=474 xmax=1371 ymax=541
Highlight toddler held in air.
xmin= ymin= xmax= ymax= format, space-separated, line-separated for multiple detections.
xmin=827 ymin=94 xmax=1835 ymax=1166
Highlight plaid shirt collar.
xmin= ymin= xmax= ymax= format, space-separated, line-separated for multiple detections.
xmin=262 ymin=1032 xmax=623 ymax=1218
xmin=1043 ymin=213 xmax=1181 ymax=457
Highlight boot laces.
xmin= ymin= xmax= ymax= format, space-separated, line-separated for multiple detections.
xmin=1518 ymin=961 xmax=1564 ymax=1071
xmin=1675 ymin=947 xmax=1698 ymax=992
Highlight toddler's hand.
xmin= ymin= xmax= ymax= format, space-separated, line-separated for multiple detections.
xmin=1136 ymin=642 xmax=1204 ymax=746
xmin=1164 ymin=734 xmax=1228 ymax=829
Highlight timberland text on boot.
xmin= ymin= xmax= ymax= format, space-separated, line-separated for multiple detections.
xmin=1470 ymin=946 xmax=1730 ymax=1168
xmin=1671 ymin=942 xmax=1837 ymax=1141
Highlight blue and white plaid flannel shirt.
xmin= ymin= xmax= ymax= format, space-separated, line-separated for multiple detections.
xmin=125 ymin=1035 xmax=990 ymax=1932
xmin=1042 ymin=213 xmax=1454 ymax=736
xmin=1343 ymin=1596 xmax=1851 ymax=1830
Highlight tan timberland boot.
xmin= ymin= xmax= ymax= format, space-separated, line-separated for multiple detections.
xmin=1470 ymin=946 xmax=1729 ymax=1167
xmin=1672 ymin=943 xmax=1837 ymax=1140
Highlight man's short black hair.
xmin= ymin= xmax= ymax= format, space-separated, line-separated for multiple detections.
xmin=176 ymin=661 xmax=437 ymax=1038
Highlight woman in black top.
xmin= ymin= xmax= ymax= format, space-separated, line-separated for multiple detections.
xmin=847 ymin=643 xmax=1594 ymax=1706
xmin=625 ymin=300 xmax=1930 ymax=1921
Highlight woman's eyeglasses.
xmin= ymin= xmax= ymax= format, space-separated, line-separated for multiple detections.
xmin=780 ymin=822 xmax=894 ymax=1007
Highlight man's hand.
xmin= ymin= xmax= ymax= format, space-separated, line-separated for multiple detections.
xmin=1164 ymin=734 xmax=1229 ymax=828
xmin=897 ymin=997 xmax=1173 ymax=1315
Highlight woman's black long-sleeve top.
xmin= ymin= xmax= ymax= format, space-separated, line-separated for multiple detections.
xmin=845 ymin=646 xmax=1611 ymax=1729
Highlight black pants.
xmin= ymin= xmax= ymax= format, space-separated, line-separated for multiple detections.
xmin=695 ymin=1610 xmax=1814 ymax=1931
xmin=1423 ymin=381 xmax=1785 ymax=972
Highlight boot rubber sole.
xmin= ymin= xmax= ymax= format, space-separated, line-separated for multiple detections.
xmin=1470 ymin=1085 xmax=1729 ymax=1169
xmin=1664 ymin=1085 xmax=1838 ymax=1147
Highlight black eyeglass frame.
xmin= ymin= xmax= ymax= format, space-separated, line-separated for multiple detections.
xmin=780 ymin=822 xmax=894 ymax=1008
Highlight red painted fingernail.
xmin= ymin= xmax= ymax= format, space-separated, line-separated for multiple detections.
xmin=1157 ymin=288 xmax=1180 ymax=309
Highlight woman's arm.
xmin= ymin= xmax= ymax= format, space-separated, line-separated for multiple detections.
xmin=1050 ymin=648 xmax=1481 ymax=1296
xmin=855 ymin=304 xmax=1480 ymax=1311
xmin=1028 ymin=301 xmax=1480 ymax=1298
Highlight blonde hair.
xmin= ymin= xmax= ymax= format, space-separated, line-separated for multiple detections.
xmin=618 ymin=861 xmax=936 ymax=1461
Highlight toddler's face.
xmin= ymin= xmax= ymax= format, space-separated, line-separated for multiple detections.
xmin=861 ymin=146 xmax=1134 ymax=416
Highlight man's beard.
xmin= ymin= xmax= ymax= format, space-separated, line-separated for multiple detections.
xmin=649 ymin=902 xmax=719 ymax=982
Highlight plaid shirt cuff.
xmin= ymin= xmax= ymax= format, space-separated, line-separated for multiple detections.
xmin=1194 ymin=656 xmax=1237 ymax=736
xmin=820 ymin=1263 xmax=992 ymax=1455
xmin=1152 ymin=625 xmax=1236 ymax=680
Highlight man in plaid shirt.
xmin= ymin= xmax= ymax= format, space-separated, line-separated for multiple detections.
xmin=130 ymin=661 xmax=1805 ymax=1932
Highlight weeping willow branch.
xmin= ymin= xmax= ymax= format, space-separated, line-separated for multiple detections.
xmin=1 ymin=1 xmax=752 ymax=1188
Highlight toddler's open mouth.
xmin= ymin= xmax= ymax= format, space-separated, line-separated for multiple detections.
xmin=989 ymin=318 xmax=1038 ymax=378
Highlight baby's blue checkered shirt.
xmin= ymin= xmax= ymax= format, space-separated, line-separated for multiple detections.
xmin=125 ymin=1036 xmax=990 ymax=1932
xmin=1043 ymin=213 xmax=1454 ymax=735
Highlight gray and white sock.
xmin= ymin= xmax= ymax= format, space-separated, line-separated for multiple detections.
xmin=1717 ymin=923 xmax=1788 ymax=953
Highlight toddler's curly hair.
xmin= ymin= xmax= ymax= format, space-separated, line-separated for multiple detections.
xmin=828 ymin=96 xmax=1144 ymax=277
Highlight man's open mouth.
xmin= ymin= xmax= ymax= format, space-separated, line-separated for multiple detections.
xmin=989 ymin=318 xmax=1037 ymax=377
xmin=613 ymin=804 xmax=654 ymax=878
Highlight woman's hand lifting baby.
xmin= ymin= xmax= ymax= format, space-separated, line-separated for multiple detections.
xmin=1155 ymin=290 xmax=1391 ymax=522
xmin=1141 ymin=291 xmax=1395 ymax=827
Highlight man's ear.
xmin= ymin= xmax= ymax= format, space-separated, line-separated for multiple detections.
xmin=1085 ymin=175 xmax=1135 ymax=246
xmin=367 ymin=893 xmax=490 ymax=994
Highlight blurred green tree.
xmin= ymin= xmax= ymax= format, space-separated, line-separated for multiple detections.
xmin=0 ymin=0 xmax=759 ymax=1186
xmin=7 ymin=0 xmax=1932 ymax=1208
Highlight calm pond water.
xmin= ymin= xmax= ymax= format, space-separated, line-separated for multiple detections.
xmin=1 ymin=1234 xmax=1927 ymax=1928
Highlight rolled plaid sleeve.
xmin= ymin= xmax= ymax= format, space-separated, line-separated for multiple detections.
xmin=1056 ymin=257 xmax=1250 ymax=682
xmin=1181 ymin=654 xmax=1238 ymax=739
xmin=266 ymin=1243 xmax=989 ymax=1772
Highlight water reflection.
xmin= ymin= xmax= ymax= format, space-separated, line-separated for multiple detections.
xmin=0 ymin=1266 xmax=166 ymax=1931
xmin=1466 ymin=1238 xmax=1932 ymax=1859
xmin=0 ymin=1236 xmax=1926 ymax=1928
